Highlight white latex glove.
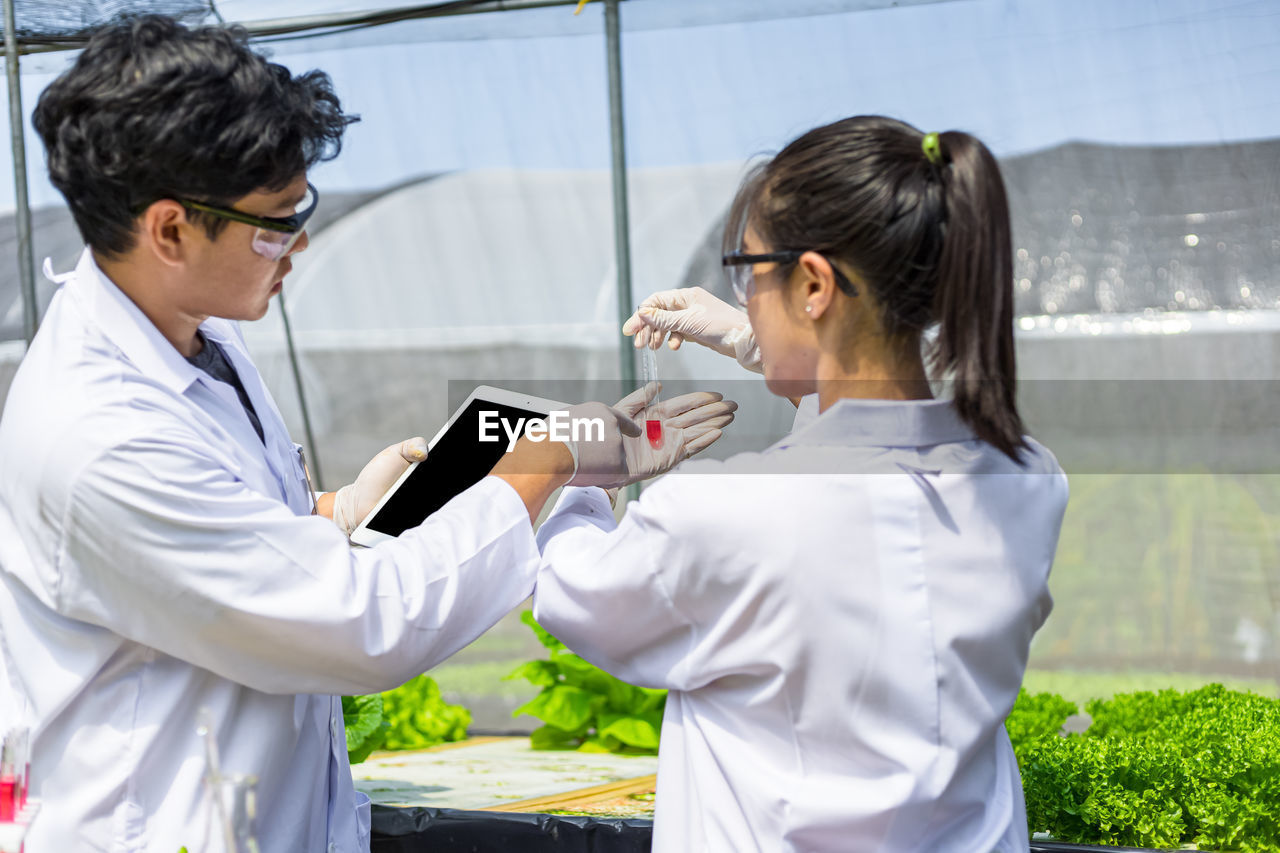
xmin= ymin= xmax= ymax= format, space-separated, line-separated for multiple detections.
xmin=621 ymin=286 xmax=763 ymax=374
xmin=331 ymin=437 xmax=428 ymax=535
xmin=565 ymin=383 xmax=737 ymax=489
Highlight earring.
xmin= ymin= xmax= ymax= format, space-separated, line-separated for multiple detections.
xmin=805 ymin=305 xmax=813 ymax=313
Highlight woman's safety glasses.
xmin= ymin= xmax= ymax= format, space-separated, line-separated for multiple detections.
xmin=722 ymin=250 xmax=858 ymax=306
xmin=178 ymin=182 xmax=318 ymax=261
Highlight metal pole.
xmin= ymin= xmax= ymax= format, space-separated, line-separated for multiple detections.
xmin=4 ymin=0 xmax=37 ymax=346
xmin=604 ymin=0 xmax=633 ymax=384
xmin=276 ymin=292 xmax=324 ymax=490
xmin=604 ymin=0 xmax=638 ymax=503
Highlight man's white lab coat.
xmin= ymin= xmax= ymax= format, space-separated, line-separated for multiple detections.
xmin=535 ymin=397 xmax=1069 ymax=852
xmin=0 ymin=249 xmax=540 ymax=851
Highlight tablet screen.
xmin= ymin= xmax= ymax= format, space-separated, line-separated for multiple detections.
xmin=363 ymin=398 xmax=549 ymax=537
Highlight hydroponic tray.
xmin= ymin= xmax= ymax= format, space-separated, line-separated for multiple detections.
xmin=353 ymin=736 xmax=658 ymax=811
xmin=360 ymin=740 xmax=1181 ymax=853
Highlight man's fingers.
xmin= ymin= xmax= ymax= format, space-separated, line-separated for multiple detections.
xmin=397 ymin=437 xmax=428 ymax=462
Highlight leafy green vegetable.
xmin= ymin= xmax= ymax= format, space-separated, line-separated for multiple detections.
xmin=342 ymin=674 xmax=471 ymax=764
xmin=341 ymin=694 xmax=388 ymax=765
xmin=508 ymin=610 xmax=666 ymax=754
xmin=1010 ymin=685 xmax=1280 ymax=851
xmin=1005 ymin=688 xmax=1078 ymax=752
xmin=381 ymin=674 xmax=471 ymax=751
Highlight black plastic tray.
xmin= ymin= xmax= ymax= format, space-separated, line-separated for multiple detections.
xmin=371 ymin=805 xmax=1171 ymax=852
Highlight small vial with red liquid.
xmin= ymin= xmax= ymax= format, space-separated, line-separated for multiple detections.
xmin=640 ymin=347 xmax=663 ymax=449
xmin=0 ymin=734 xmax=15 ymax=822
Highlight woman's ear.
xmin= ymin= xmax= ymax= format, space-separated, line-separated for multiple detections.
xmin=796 ymin=250 xmax=839 ymax=320
xmin=138 ymin=200 xmax=191 ymax=268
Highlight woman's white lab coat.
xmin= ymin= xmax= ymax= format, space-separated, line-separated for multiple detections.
xmin=0 ymin=249 xmax=541 ymax=852
xmin=534 ymin=397 xmax=1068 ymax=852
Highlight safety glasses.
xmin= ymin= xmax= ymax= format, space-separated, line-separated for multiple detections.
xmin=722 ymin=249 xmax=859 ymax=306
xmin=178 ymin=182 xmax=319 ymax=261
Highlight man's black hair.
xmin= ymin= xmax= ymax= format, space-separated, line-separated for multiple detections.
xmin=33 ymin=15 xmax=357 ymax=256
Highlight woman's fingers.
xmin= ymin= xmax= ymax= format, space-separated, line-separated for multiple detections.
xmin=680 ymin=426 xmax=723 ymax=458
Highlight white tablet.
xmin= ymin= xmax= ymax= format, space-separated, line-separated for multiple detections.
xmin=349 ymin=385 xmax=566 ymax=547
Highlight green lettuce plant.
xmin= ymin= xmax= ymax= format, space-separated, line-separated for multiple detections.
xmin=507 ymin=611 xmax=665 ymax=754
xmin=342 ymin=693 xmax=389 ymax=765
xmin=1005 ymin=688 xmax=1078 ymax=751
xmin=1011 ymin=685 xmax=1280 ymax=851
xmin=381 ymin=673 xmax=471 ymax=751
xmin=342 ymin=674 xmax=471 ymax=764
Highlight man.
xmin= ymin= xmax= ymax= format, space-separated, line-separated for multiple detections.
xmin=0 ymin=16 xmax=732 ymax=851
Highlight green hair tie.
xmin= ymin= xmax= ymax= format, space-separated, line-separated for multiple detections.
xmin=921 ymin=132 xmax=944 ymax=166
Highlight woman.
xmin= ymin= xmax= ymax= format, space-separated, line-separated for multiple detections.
xmin=532 ymin=116 xmax=1068 ymax=852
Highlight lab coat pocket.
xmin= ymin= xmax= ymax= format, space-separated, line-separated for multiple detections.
xmin=355 ymin=790 xmax=372 ymax=848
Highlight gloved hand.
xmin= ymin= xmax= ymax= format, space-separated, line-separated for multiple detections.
xmin=565 ymin=384 xmax=737 ymax=489
xmin=621 ymin=286 xmax=763 ymax=373
xmin=331 ymin=437 xmax=428 ymax=535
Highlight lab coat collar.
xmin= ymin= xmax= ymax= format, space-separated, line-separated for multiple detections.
xmin=780 ymin=397 xmax=975 ymax=450
xmin=66 ymin=248 xmax=204 ymax=396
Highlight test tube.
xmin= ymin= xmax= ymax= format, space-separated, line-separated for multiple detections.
xmin=0 ymin=733 xmax=14 ymax=822
xmin=641 ymin=346 xmax=663 ymax=449
xmin=17 ymin=727 xmax=28 ymax=808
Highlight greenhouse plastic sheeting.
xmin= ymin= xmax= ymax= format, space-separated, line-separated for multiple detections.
xmin=0 ymin=0 xmax=208 ymax=40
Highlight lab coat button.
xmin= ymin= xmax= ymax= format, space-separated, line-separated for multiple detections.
xmin=328 ymin=844 xmax=337 ymax=853
xmin=330 ymin=717 xmax=340 ymax=738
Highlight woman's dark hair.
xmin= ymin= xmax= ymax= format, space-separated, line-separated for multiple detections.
xmin=33 ymin=15 xmax=357 ymax=257
xmin=725 ymin=115 xmax=1027 ymax=461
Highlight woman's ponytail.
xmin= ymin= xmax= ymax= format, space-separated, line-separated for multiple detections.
xmin=930 ymin=132 xmax=1027 ymax=461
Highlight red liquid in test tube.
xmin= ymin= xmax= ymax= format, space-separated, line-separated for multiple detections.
xmin=0 ymin=734 xmax=14 ymax=822
xmin=646 ymin=419 xmax=663 ymax=448
xmin=640 ymin=345 xmax=663 ymax=448
xmin=0 ymin=774 xmax=13 ymax=822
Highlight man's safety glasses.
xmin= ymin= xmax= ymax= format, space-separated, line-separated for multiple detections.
xmin=177 ymin=182 xmax=319 ymax=261
xmin=722 ymin=250 xmax=858 ymax=306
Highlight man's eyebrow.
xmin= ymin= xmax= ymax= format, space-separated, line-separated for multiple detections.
xmin=269 ymin=187 xmax=308 ymax=215
xmin=280 ymin=190 xmax=307 ymax=210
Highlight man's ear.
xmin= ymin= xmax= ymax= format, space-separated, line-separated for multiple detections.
xmin=138 ymin=200 xmax=192 ymax=267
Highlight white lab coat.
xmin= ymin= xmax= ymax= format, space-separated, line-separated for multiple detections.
xmin=535 ymin=397 xmax=1068 ymax=852
xmin=0 ymin=249 xmax=540 ymax=852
